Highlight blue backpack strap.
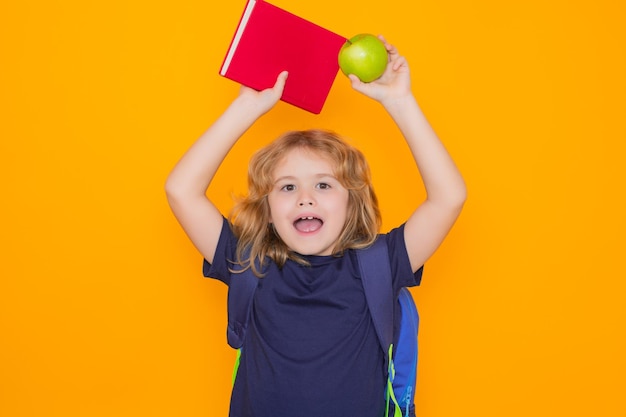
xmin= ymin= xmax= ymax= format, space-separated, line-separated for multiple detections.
xmin=226 ymin=260 xmax=259 ymax=349
xmin=357 ymin=237 xmax=419 ymax=417
xmin=357 ymin=237 xmax=394 ymax=354
xmin=356 ymin=237 xmax=399 ymax=417
xmin=394 ymin=288 xmax=419 ymax=417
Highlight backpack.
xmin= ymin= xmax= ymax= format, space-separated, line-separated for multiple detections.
xmin=226 ymin=237 xmax=419 ymax=417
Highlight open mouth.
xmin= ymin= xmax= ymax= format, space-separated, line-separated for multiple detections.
xmin=293 ymin=216 xmax=324 ymax=233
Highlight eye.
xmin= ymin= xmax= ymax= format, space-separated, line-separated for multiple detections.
xmin=280 ymin=184 xmax=296 ymax=192
xmin=316 ymin=182 xmax=331 ymax=190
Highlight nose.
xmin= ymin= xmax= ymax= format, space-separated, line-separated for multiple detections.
xmin=298 ymin=192 xmax=315 ymax=206
xmin=298 ymin=199 xmax=314 ymax=206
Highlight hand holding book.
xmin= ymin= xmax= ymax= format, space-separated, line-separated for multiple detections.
xmin=235 ymin=71 xmax=290 ymax=117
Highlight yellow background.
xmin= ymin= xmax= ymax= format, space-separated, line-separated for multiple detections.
xmin=1 ymin=0 xmax=624 ymax=416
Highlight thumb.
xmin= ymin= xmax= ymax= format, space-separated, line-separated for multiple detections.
xmin=273 ymin=71 xmax=289 ymax=94
xmin=348 ymin=74 xmax=368 ymax=94
xmin=348 ymin=74 xmax=361 ymax=87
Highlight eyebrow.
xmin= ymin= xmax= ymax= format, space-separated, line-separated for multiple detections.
xmin=273 ymin=173 xmax=337 ymax=183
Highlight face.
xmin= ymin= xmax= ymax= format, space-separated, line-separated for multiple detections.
xmin=267 ymin=148 xmax=349 ymax=256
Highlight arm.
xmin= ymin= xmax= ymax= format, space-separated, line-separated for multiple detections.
xmin=165 ymin=72 xmax=288 ymax=264
xmin=349 ymin=38 xmax=466 ymax=272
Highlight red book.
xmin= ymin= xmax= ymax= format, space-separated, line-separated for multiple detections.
xmin=219 ymin=0 xmax=347 ymax=114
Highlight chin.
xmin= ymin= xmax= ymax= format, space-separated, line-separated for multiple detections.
xmin=289 ymin=244 xmax=332 ymax=257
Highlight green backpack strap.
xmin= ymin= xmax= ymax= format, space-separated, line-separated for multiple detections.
xmin=232 ymin=348 xmax=242 ymax=386
xmin=385 ymin=344 xmax=403 ymax=417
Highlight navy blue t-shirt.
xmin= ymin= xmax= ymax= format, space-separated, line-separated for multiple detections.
xmin=204 ymin=218 xmax=422 ymax=417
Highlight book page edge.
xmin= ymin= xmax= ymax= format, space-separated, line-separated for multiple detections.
xmin=220 ymin=0 xmax=258 ymax=76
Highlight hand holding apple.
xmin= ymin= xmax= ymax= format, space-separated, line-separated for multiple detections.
xmin=342 ymin=36 xmax=412 ymax=106
xmin=338 ymin=34 xmax=388 ymax=83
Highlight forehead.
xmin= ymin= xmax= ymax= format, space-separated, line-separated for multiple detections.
xmin=272 ymin=148 xmax=335 ymax=177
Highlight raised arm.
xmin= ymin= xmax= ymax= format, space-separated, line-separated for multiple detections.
xmin=165 ymin=72 xmax=288 ymax=263
xmin=349 ymin=38 xmax=466 ymax=272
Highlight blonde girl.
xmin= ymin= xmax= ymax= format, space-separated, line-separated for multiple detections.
xmin=166 ymin=37 xmax=466 ymax=417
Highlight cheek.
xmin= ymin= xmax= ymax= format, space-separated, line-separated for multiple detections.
xmin=337 ymin=194 xmax=352 ymax=222
xmin=335 ymin=191 xmax=350 ymax=212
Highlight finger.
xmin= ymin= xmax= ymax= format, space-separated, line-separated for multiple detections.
xmin=348 ymin=73 xmax=362 ymax=85
xmin=392 ymin=56 xmax=408 ymax=71
xmin=272 ymin=71 xmax=289 ymax=94
xmin=378 ymin=35 xmax=397 ymax=55
xmin=348 ymin=74 xmax=367 ymax=92
xmin=276 ymin=70 xmax=289 ymax=85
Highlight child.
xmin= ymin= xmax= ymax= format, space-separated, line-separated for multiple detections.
xmin=165 ymin=37 xmax=466 ymax=417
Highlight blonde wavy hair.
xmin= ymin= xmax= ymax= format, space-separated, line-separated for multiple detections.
xmin=229 ymin=129 xmax=381 ymax=276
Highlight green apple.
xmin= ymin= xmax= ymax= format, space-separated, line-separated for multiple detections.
xmin=338 ymin=34 xmax=388 ymax=83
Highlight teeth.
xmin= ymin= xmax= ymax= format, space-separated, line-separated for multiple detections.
xmin=301 ymin=216 xmax=314 ymax=220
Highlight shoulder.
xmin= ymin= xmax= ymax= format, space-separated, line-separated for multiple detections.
xmin=202 ymin=217 xmax=239 ymax=284
xmin=380 ymin=224 xmax=423 ymax=288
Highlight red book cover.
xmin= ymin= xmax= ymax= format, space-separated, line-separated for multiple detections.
xmin=220 ymin=0 xmax=347 ymax=114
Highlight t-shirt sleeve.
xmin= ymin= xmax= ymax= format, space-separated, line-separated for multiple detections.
xmin=384 ymin=223 xmax=423 ymax=289
xmin=202 ymin=217 xmax=238 ymax=286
